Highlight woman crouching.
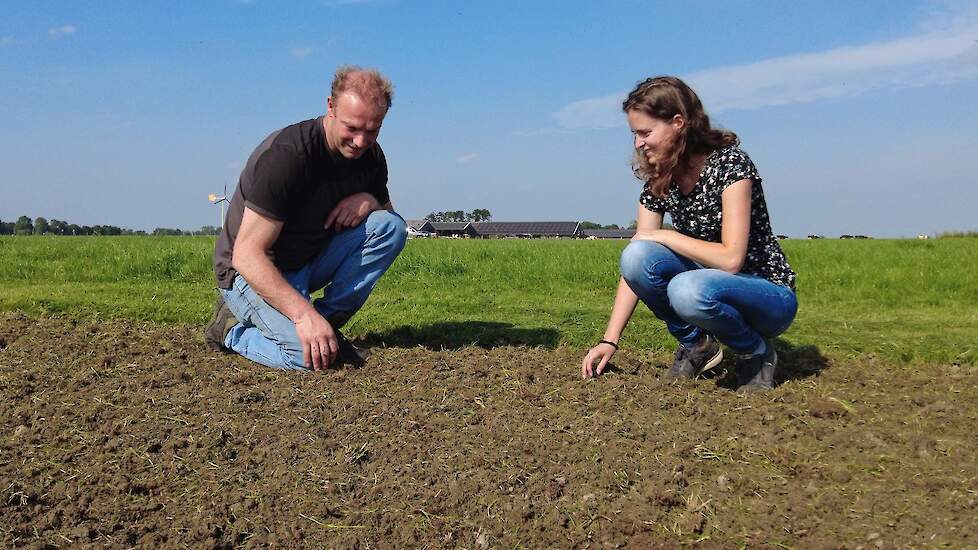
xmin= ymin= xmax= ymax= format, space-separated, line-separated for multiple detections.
xmin=581 ymin=76 xmax=797 ymax=393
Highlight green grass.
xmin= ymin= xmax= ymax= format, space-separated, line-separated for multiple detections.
xmin=1 ymin=236 xmax=975 ymax=364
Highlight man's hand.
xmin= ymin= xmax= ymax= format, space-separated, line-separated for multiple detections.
xmin=325 ymin=192 xmax=380 ymax=232
xmin=294 ymin=310 xmax=339 ymax=371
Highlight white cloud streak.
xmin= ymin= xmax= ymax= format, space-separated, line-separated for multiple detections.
xmin=291 ymin=46 xmax=313 ymax=58
xmin=48 ymin=25 xmax=76 ymax=38
xmin=1 ymin=36 xmax=15 ymax=45
xmin=555 ymin=16 xmax=978 ymax=130
xmin=456 ymin=153 xmax=479 ymax=164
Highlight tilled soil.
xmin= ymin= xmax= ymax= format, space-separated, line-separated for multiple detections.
xmin=1 ymin=312 xmax=976 ymax=548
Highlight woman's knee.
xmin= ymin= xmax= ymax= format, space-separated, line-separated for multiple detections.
xmin=619 ymin=240 xmax=676 ymax=288
xmin=667 ymin=272 xmax=716 ymax=321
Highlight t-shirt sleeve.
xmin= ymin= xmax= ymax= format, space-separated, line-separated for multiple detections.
xmin=242 ymin=146 xmax=303 ymax=221
xmin=368 ymin=146 xmax=391 ymax=206
xmin=719 ymin=148 xmax=760 ymax=191
xmin=639 ymin=184 xmax=667 ymax=213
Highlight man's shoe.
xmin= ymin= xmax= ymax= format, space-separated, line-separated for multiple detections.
xmin=204 ymin=294 xmax=237 ymax=352
xmin=735 ymin=341 xmax=778 ymax=393
xmin=334 ymin=330 xmax=370 ymax=367
xmin=664 ymin=333 xmax=723 ymax=379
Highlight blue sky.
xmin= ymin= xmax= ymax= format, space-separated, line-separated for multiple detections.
xmin=2 ymin=0 xmax=977 ymax=237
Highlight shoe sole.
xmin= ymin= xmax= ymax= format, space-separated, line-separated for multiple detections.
xmin=694 ymin=347 xmax=724 ymax=377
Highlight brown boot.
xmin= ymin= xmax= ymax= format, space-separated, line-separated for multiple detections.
xmin=204 ymin=294 xmax=238 ymax=352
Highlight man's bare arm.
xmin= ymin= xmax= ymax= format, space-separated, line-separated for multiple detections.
xmin=232 ymin=207 xmax=338 ymax=370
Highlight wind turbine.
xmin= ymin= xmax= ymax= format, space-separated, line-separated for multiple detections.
xmin=208 ymin=183 xmax=230 ymax=230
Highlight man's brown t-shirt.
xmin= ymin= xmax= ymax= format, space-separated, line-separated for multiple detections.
xmin=213 ymin=117 xmax=390 ymax=289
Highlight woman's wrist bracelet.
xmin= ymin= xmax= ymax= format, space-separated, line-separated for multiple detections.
xmin=599 ymin=339 xmax=619 ymax=350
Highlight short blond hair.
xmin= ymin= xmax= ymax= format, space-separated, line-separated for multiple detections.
xmin=330 ymin=65 xmax=394 ymax=111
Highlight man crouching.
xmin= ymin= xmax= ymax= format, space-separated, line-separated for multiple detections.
xmin=205 ymin=65 xmax=406 ymax=371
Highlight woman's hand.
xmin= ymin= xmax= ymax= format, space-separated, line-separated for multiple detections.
xmin=632 ymin=228 xmax=673 ymax=244
xmin=581 ymin=342 xmax=617 ymax=379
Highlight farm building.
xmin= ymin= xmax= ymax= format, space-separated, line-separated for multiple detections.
xmin=424 ymin=222 xmax=480 ymax=238
xmin=406 ymin=220 xmax=636 ymax=239
xmin=406 ymin=219 xmax=429 ymax=232
xmin=470 ymin=221 xmax=581 ymax=239
xmin=581 ymin=229 xmax=635 ymax=240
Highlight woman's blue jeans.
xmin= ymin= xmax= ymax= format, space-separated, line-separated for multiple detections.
xmin=220 ymin=210 xmax=407 ymax=370
xmin=620 ymin=240 xmax=797 ymax=354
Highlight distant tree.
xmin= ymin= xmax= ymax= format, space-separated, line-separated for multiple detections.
xmin=468 ymin=208 xmax=491 ymax=222
xmin=427 ymin=209 xmax=491 ymax=223
xmin=93 ymin=225 xmax=122 ymax=236
xmin=627 ymin=220 xmax=637 ymax=230
xmin=48 ymin=219 xmax=66 ymax=235
xmin=0 ymin=219 xmax=9 ymax=235
xmin=14 ymin=216 xmax=33 ymax=235
xmin=65 ymin=224 xmax=80 ymax=235
xmin=582 ymin=221 xmax=623 ymax=230
xmin=33 ymin=217 xmax=49 ymax=235
xmin=198 ymin=225 xmax=221 ymax=235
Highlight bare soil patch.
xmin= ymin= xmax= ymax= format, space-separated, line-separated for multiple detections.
xmin=1 ymin=313 xmax=976 ymax=548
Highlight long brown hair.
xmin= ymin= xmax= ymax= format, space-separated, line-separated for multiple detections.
xmin=623 ymin=76 xmax=738 ymax=198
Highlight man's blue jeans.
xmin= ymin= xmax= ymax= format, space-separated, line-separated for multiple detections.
xmin=620 ymin=240 xmax=797 ymax=354
xmin=220 ymin=210 xmax=407 ymax=370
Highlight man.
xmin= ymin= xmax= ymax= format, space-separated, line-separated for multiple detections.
xmin=205 ymin=66 xmax=406 ymax=371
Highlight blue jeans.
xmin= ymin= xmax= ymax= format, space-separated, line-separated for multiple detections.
xmin=620 ymin=240 xmax=797 ymax=354
xmin=220 ymin=210 xmax=407 ymax=370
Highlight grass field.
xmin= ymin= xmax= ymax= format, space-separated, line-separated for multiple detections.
xmin=0 ymin=235 xmax=975 ymax=365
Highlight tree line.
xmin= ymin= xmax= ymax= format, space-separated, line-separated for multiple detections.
xmin=424 ymin=209 xmax=492 ymax=223
xmin=0 ymin=216 xmax=222 ymax=236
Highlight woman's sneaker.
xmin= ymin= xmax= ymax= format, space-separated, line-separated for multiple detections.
xmin=734 ymin=341 xmax=777 ymax=393
xmin=665 ymin=334 xmax=723 ymax=379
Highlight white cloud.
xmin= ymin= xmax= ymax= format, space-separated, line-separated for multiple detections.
xmin=555 ymin=15 xmax=978 ymax=130
xmin=48 ymin=25 xmax=76 ymax=38
xmin=456 ymin=153 xmax=479 ymax=164
xmin=291 ymin=46 xmax=313 ymax=58
xmin=1 ymin=36 xmax=15 ymax=45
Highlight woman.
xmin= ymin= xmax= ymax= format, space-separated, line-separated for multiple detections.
xmin=581 ymin=76 xmax=797 ymax=393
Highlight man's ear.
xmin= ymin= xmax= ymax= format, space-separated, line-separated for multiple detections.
xmin=326 ymin=96 xmax=335 ymax=117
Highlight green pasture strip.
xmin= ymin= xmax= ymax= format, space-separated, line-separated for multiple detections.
xmin=0 ymin=236 xmax=975 ymax=364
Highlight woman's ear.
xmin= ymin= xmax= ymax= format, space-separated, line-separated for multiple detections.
xmin=671 ymin=113 xmax=686 ymax=130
